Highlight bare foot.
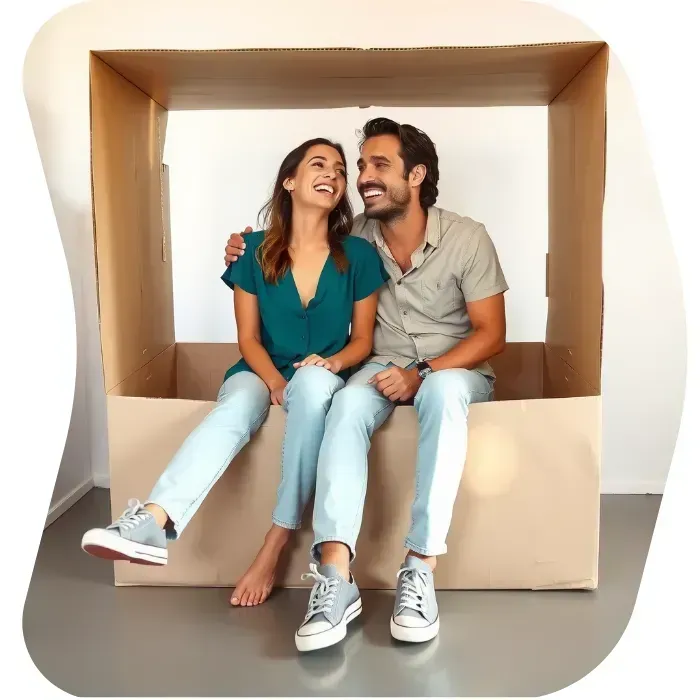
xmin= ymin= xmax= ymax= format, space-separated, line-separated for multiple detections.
xmin=231 ymin=525 xmax=291 ymax=607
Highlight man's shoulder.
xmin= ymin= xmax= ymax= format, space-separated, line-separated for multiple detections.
xmin=433 ymin=207 xmax=495 ymax=254
xmin=435 ymin=207 xmax=484 ymax=239
xmin=350 ymin=213 xmax=375 ymax=242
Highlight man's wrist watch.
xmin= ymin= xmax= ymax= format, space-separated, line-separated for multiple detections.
xmin=416 ymin=361 xmax=433 ymax=380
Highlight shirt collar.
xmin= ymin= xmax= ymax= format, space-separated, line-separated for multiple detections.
xmin=371 ymin=206 xmax=441 ymax=250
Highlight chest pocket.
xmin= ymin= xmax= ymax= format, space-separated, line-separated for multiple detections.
xmin=420 ymin=278 xmax=460 ymax=320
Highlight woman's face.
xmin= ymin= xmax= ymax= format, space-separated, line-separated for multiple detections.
xmin=285 ymin=144 xmax=347 ymax=212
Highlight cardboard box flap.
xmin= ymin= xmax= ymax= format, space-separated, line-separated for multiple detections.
xmin=93 ymin=42 xmax=605 ymax=110
xmin=90 ymin=55 xmax=175 ymax=392
xmin=546 ymin=45 xmax=608 ymax=393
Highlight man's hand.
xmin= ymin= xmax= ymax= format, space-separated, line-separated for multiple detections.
xmin=293 ymin=354 xmax=342 ymax=374
xmin=369 ymin=366 xmax=422 ymax=402
xmin=225 ymin=226 xmax=252 ymax=266
xmin=268 ymin=379 xmax=287 ymax=406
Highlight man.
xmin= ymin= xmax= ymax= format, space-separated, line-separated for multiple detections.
xmin=225 ymin=117 xmax=508 ymax=651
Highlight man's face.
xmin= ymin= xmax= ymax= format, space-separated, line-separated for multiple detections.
xmin=356 ymin=134 xmax=411 ymax=222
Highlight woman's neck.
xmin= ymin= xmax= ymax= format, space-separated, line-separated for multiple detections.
xmin=289 ymin=207 xmax=330 ymax=251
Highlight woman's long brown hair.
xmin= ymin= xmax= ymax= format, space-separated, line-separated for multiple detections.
xmin=256 ymin=138 xmax=354 ymax=284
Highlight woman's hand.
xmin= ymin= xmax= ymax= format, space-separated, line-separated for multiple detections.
xmin=293 ymin=354 xmax=342 ymax=374
xmin=268 ymin=379 xmax=287 ymax=406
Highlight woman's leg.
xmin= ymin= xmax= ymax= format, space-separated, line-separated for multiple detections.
xmin=147 ymin=371 xmax=271 ymax=537
xmin=231 ymin=365 xmax=345 ymax=606
xmin=81 ymin=372 xmax=270 ymax=564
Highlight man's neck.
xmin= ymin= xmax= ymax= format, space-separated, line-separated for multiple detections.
xmin=378 ymin=204 xmax=428 ymax=257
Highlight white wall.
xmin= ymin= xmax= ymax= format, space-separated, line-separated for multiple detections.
xmin=23 ymin=0 xmax=683 ymax=500
xmin=166 ymin=107 xmax=548 ymax=344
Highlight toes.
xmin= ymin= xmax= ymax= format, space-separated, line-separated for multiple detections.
xmin=252 ymin=592 xmax=262 ymax=606
xmin=235 ymin=587 xmax=251 ymax=607
xmin=230 ymin=585 xmax=245 ymax=606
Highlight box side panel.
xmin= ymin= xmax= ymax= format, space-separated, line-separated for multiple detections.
xmin=543 ymin=344 xmax=598 ymax=399
xmin=90 ymin=54 xmax=174 ymax=392
xmin=94 ymin=43 xmax=604 ymax=110
xmin=175 ymin=342 xmax=544 ymax=402
xmin=108 ymin=344 xmax=177 ymax=399
xmin=175 ymin=343 xmax=242 ymax=401
xmin=546 ymin=46 xmax=608 ymax=394
xmin=111 ymin=396 xmax=599 ymax=590
xmin=490 ymin=342 xmax=543 ymax=400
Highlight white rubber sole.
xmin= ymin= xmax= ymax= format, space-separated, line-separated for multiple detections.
xmin=390 ymin=615 xmax=440 ymax=643
xmin=81 ymin=528 xmax=168 ymax=566
xmin=295 ymin=597 xmax=362 ymax=652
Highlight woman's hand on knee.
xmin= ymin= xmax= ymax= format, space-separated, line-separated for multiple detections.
xmin=293 ymin=354 xmax=341 ymax=375
xmin=268 ymin=378 xmax=287 ymax=406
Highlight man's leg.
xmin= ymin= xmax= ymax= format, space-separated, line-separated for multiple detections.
xmin=391 ymin=368 xmax=493 ymax=643
xmin=407 ymin=368 xmax=493 ymax=559
xmin=311 ymin=362 xmax=395 ymax=576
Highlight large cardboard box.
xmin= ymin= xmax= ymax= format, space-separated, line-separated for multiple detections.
xmin=90 ymin=42 xmax=607 ymax=590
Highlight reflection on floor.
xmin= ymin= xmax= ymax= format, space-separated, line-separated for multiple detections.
xmin=24 ymin=489 xmax=660 ymax=697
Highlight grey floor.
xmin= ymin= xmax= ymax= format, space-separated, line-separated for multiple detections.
xmin=24 ymin=489 xmax=660 ymax=697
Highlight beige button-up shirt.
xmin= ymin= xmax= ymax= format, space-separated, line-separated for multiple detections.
xmin=352 ymin=206 xmax=509 ymax=379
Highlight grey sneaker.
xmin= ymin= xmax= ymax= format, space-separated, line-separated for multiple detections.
xmin=390 ymin=555 xmax=440 ymax=643
xmin=81 ymin=499 xmax=168 ymax=566
xmin=295 ymin=564 xmax=362 ymax=652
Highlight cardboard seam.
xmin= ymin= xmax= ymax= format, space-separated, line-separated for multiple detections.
xmin=87 ymin=57 xmax=106 ymax=386
xmin=106 ymin=342 xmax=176 ymax=395
xmin=544 ymin=345 xmax=600 ymax=395
xmin=549 ymin=43 xmax=609 ymax=104
xmin=90 ymin=52 xmax=168 ymax=111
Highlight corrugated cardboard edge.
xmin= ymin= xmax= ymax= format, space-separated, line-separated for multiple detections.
xmin=94 ymin=41 xmax=605 ymax=54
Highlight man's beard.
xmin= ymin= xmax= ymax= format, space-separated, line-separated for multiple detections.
xmin=362 ymin=183 xmax=411 ymax=223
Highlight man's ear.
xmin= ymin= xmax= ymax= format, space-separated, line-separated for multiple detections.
xmin=409 ymin=164 xmax=427 ymax=189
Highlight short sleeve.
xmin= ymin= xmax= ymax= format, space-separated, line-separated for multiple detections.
xmin=220 ymin=241 xmax=258 ymax=295
xmin=352 ymin=239 xmax=390 ymax=301
xmin=460 ymin=224 xmax=509 ymax=302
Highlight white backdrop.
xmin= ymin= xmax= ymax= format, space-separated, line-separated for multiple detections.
xmin=165 ymin=107 xmax=548 ymax=343
xmin=21 ymin=0 xmax=684 ymax=509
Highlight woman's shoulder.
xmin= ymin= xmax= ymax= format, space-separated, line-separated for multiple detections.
xmin=246 ymin=229 xmax=266 ymax=249
xmin=341 ymin=234 xmax=378 ymax=261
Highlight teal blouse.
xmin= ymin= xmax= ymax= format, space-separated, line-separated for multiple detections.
xmin=221 ymin=230 xmax=389 ymax=383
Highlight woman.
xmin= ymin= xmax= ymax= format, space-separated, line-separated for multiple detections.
xmin=81 ymin=138 xmax=389 ymax=607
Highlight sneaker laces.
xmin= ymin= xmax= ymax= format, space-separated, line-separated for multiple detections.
xmin=112 ymin=498 xmax=151 ymax=531
xmin=301 ymin=564 xmax=339 ymax=622
xmin=396 ymin=566 xmax=430 ymax=615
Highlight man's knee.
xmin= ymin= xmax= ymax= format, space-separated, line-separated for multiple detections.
xmin=416 ymin=369 xmax=489 ymax=408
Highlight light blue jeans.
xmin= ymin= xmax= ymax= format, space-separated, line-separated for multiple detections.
xmin=312 ymin=362 xmax=494 ymax=559
xmin=148 ymin=366 xmax=345 ymax=539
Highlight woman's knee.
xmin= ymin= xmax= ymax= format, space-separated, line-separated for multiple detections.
xmin=286 ymin=365 xmax=343 ymax=406
xmin=215 ymin=373 xmax=270 ymax=420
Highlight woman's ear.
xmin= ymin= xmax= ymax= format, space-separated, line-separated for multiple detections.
xmin=283 ymin=178 xmax=295 ymax=192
